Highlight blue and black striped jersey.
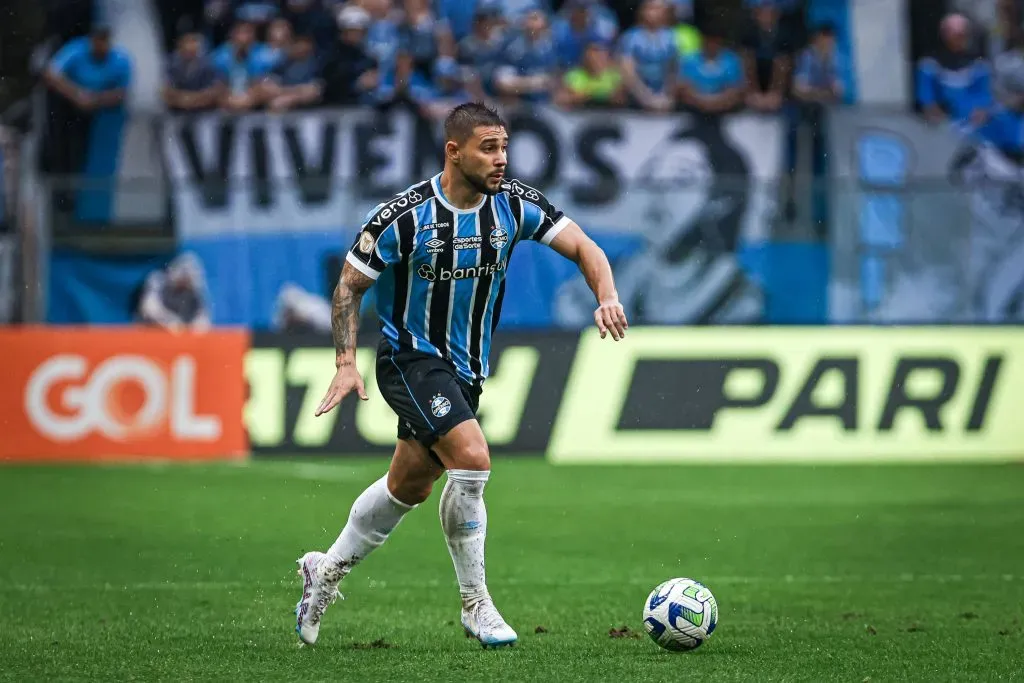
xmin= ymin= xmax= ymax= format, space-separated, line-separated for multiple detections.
xmin=346 ymin=173 xmax=571 ymax=383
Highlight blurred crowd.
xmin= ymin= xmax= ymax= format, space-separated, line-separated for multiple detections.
xmin=41 ymin=0 xmax=846 ymax=121
xmin=916 ymin=2 xmax=1024 ymax=154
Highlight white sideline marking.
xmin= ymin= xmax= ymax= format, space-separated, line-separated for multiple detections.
xmin=1 ymin=574 xmax=1017 ymax=593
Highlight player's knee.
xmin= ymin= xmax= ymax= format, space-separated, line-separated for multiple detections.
xmin=388 ymin=471 xmax=434 ymax=505
xmin=388 ymin=467 xmax=439 ymax=506
xmin=452 ymin=441 xmax=490 ymax=472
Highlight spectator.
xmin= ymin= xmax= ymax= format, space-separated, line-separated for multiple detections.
xmin=557 ymin=0 xmax=620 ymax=43
xmin=44 ymin=25 xmax=132 ymax=113
xmin=260 ymin=33 xmax=323 ymax=111
xmin=501 ymin=0 xmax=553 ymax=25
xmin=42 ymin=25 xmax=132 ymax=204
xmin=136 ymin=253 xmax=211 ymax=332
xmin=980 ymin=94 xmax=1024 ymax=157
xmin=671 ymin=0 xmax=701 ymax=61
xmin=363 ymin=0 xmax=402 ymax=75
xmin=203 ymin=0 xmax=240 ymax=45
xmin=552 ymin=0 xmax=617 ymax=70
xmin=282 ymin=0 xmax=337 ymax=56
xmin=617 ymin=0 xmax=676 ymax=112
xmin=494 ymin=9 xmax=559 ymax=103
xmin=991 ymin=0 xmax=1024 ymax=57
xmin=457 ymin=4 xmax=507 ymax=96
xmin=437 ymin=0 xmax=488 ymax=42
xmin=788 ymin=22 xmax=844 ymax=226
xmin=266 ymin=17 xmax=293 ymax=66
xmin=232 ymin=0 xmax=282 ymax=27
xmin=163 ymin=31 xmax=224 ymax=112
xmin=410 ymin=56 xmax=474 ymax=120
xmin=322 ymin=5 xmax=378 ymax=105
xmin=741 ymin=1 xmax=796 ymax=114
xmin=916 ymin=14 xmax=993 ymax=126
xmin=555 ymin=40 xmax=625 ymax=108
xmin=792 ymin=23 xmax=844 ymax=106
xmin=994 ymin=27 xmax=1024 ymax=107
xmin=980 ymin=22 xmax=1024 ymax=154
xmin=211 ymin=20 xmax=277 ymax=111
xmin=677 ymin=27 xmax=745 ymax=115
xmin=399 ymin=0 xmax=455 ymax=84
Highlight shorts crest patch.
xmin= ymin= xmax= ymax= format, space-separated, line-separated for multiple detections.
xmin=430 ymin=393 xmax=452 ymax=418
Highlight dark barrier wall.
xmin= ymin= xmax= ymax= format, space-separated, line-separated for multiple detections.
xmin=247 ymin=332 xmax=579 ymax=455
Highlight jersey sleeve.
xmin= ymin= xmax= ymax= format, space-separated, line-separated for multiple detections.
xmin=345 ymin=204 xmax=404 ymax=280
xmin=113 ymin=53 xmax=133 ymax=89
xmin=509 ymin=181 xmax=572 ymax=245
xmin=49 ymin=38 xmax=84 ymax=75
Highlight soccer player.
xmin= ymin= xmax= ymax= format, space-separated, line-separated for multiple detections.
xmin=294 ymin=102 xmax=627 ymax=648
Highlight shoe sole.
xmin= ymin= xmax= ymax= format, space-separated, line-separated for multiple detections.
xmin=463 ymin=625 xmax=517 ymax=649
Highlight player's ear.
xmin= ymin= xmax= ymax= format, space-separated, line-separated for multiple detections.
xmin=445 ymin=140 xmax=460 ymax=165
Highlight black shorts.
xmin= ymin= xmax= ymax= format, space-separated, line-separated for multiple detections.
xmin=375 ymin=338 xmax=482 ymax=465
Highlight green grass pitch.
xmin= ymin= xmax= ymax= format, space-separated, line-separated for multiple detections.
xmin=1 ymin=457 xmax=1023 ymax=681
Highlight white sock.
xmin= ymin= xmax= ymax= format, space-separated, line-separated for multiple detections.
xmin=439 ymin=469 xmax=491 ymax=608
xmin=325 ymin=474 xmax=415 ymax=573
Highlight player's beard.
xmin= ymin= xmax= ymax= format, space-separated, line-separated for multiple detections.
xmin=460 ymin=167 xmax=500 ymax=196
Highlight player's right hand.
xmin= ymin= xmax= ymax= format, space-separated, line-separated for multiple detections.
xmin=315 ymin=364 xmax=369 ymax=416
xmin=594 ymin=297 xmax=628 ymax=341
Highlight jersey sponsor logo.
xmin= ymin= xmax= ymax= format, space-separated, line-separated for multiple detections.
xmin=424 ymin=237 xmax=446 ymax=254
xmin=489 ymin=227 xmax=509 ymax=249
xmin=501 ymin=180 xmax=540 ymax=201
xmin=368 ymin=189 xmax=424 ymax=228
xmin=419 ymin=221 xmax=450 ymax=232
xmin=430 ymin=393 xmax=452 ymax=418
xmin=357 ymin=231 xmax=375 ymax=254
xmin=417 ymin=260 xmax=507 ymax=282
xmin=453 ymin=236 xmax=482 ymax=250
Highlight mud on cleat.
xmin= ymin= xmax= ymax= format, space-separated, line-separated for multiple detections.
xmin=294 ymin=551 xmax=345 ymax=645
xmin=461 ymin=597 xmax=518 ymax=648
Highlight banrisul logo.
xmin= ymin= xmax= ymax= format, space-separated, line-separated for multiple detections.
xmin=417 ymin=261 xmax=507 ymax=282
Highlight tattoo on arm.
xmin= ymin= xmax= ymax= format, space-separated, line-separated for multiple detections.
xmin=331 ymin=265 xmax=375 ymax=365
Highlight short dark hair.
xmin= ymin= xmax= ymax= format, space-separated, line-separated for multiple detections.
xmin=703 ymin=24 xmax=726 ymax=42
xmin=443 ymin=102 xmax=506 ymax=143
xmin=814 ymin=22 xmax=837 ymax=37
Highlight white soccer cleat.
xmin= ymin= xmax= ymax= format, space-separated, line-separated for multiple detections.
xmin=461 ymin=597 xmax=518 ymax=648
xmin=294 ymin=551 xmax=345 ymax=645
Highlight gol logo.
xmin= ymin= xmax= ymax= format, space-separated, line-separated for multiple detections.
xmin=24 ymin=354 xmax=221 ymax=442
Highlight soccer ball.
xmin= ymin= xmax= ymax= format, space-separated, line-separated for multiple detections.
xmin=642 ymin=578 xmax=718 ymax=651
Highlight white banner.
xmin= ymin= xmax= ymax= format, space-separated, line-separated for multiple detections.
xmin=161 ymin=105 xmax=784 ymax=327
xmin=162 ymin=106 xmax=782 ymax=239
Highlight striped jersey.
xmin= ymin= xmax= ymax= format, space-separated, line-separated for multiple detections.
xmin=346 ymin=173 xmax=571 ymax=383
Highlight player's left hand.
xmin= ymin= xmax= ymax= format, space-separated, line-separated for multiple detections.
xmin=595 ymin=298 xmax=628 ymax=341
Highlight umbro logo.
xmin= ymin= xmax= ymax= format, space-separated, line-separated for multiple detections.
xmin=425 ymin=238 xmax=445 ymax=254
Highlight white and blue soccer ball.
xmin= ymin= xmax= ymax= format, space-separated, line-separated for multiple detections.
xmin=642 ymin=578 xmax=718 ymax=652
